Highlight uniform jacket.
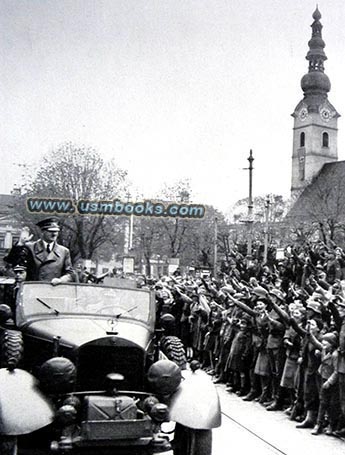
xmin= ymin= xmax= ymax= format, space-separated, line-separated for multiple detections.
xmin=267 ymin=310 xmax=285 ymax=349
xmin=328 ymin=301 xmax=345 ymax=374
xmin=319 ymin=350 xmax=338 ymax=385
xmin=5 ymin=240 xmax=74 ymax=282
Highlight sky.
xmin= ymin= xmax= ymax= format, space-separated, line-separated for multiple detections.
xmin=1 ymin=0 xmax=345 ymax=214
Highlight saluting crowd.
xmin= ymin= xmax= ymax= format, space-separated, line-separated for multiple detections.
xmin=151 ymin=241 xmax=345 ymax=438
xmin=3 ymin=217 xmax=345 ymax=438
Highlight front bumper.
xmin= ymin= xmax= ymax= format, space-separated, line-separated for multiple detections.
xmin=49 ymin=417 xmax=171 ymax=454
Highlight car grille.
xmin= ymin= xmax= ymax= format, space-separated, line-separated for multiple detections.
xmin=76 ymin=344 xmax=145 ymax=392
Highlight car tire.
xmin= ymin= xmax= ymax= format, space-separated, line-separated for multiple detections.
xmin=160 ymin=336 xmax=187 ymax=369
xmin=0 ymin=329 xmax=24 ymax=370
xmin=173 ymin=424 xmax=212 ymax=455
xmin=0 ymin=436 xmax=18 ymax=455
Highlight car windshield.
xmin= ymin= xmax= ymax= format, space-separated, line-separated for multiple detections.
xmin=18 ymin=282 xmax=152 ymax=324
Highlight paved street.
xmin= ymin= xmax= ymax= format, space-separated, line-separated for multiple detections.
xmin=213 ymin=383 xmax=345 ymax=455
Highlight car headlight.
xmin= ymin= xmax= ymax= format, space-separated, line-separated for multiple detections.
xmin=56 ymin=404 xmax=77 ymax=425
xmin=147 ymin=360 xmax=182 ymax=395
xmin=39 ymin=357 xmax=76 ymax=394
xmin=149 ymin=403 xmax=169 ymax=423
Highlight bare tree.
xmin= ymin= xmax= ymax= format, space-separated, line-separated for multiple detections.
xmin=14 ymin=142 xmax=129 ymax=261
xmin=288 ymin=164 xmax=345 ymax=245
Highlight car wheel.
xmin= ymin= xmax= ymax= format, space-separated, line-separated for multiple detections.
xmin=0 ymin=436 xmax=18 ymax=455
xmin=160 ymin=336 xmax=187 ymax=369
xmin=173 ymin=424 xmax=212 ymax=455
xmin=0 ymin=330 xmax=24 ymax=370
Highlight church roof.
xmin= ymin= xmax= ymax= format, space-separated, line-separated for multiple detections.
xmin=292 ymin=8 xmax=337 ymax=116
xmin=288 ymin=160 xmax=345 ymax=220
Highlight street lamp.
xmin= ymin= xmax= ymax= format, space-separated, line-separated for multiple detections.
xmin=263 ymin=195 xmax=271 ymax=264
xmin=242 ymin=150 xmax=254 ymax=265
xmin=213 ymin=216 xmax=218 ymax=276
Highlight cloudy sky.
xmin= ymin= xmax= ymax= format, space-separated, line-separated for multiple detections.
xmin=1 ymin=0 xmax=345 ymax=212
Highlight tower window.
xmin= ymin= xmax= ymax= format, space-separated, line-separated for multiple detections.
xmin=322 ymin=132 xmax=329 ymax=147
xmin=300 ymin=132 xmax=305 ymax=147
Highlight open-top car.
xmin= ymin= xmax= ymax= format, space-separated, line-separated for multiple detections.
xmin=0 ymin=281 xmax=221 ymax=455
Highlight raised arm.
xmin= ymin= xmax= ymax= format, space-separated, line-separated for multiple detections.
xmin=267 ymin=296 xmax=290 ymax=325
xmin=226 ymin=294 xmax=256 ymax=318
xmin=328 ymin=300 xmax=342 ymax=331
xmin=308 ymin=331 xmax=323 ymax=350
xmin=290 ymin=317 xmax=307 ymax=337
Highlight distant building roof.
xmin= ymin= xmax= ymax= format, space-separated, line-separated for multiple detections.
xmin=0 ymin=194 xmax=15 ymax=213
xmin=0 ymin=194 xmax=17 ymax=219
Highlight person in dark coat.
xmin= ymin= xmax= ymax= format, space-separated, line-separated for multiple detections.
xmin=4 ymin=218 xmax=74 ymax=285
xmin=225 ymin=313 xmax=253 ymax=396
xmin=325 ymin=251 xmax=342 ymax=285
xmin=309 ymin=331 xmax=340 ymax=435
xmin=226 ymin=290 xmax=272 ymax=404
xmin=327 ymin=295 xmax=345 ymax=436
xmin=296 ymin=315 xmax=323 ymax=429
xmin=265 ymin=289 xmax=287 ymax=411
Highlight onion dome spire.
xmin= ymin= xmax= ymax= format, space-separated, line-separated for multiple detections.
xmin=301 ymin=7 xmax=331 ymax=98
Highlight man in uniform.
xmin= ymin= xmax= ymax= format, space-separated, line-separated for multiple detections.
xmin=5 ymin=217 xmax=74 ymax=285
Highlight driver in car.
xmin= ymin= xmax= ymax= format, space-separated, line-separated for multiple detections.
xmin=4 ymin=217 xmax=75 ymax=286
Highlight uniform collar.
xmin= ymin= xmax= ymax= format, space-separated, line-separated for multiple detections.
xmin=42 ymin=240 xmax=55 ymax=250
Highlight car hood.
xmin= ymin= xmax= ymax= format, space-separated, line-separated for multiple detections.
xmin=21 ymin=317 xmax=152 ymax=350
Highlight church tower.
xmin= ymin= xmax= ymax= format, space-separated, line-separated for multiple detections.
xmin=291 ymin=7 xmax=340 ymax=199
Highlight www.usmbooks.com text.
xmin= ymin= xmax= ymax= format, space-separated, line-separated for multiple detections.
xmin=27 ymin=198 xmax=205 ymax=219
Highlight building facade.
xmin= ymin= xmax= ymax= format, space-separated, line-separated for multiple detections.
xmin=0 ymin=194 xmax=21 ymax=265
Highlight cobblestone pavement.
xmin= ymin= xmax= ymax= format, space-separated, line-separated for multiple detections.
xmin=213 ymin=383 xmax=345 ymax=455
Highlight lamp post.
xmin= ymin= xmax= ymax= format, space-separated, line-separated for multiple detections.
xmin=124 ymin=191 xmax=134 ymax=253
xmin=246 ymin=150 xmax=254 ymax=261
xmin=263 ymin=195 xmax=270 ymax=264
xmin=213 ymin=216 xmax=218 ymax=277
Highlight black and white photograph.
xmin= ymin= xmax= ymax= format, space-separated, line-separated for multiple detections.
xmin=1 ymin=1 xmax=345 ymax=454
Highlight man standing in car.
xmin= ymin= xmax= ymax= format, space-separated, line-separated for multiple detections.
xmin=5 ymin=217 xmax=74 ymax=285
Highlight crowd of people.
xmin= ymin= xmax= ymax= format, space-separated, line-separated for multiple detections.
xmin=150 ymin=240 xmax=345 ymax=438
xmin=3 ymin=217 xmax=345 ymax=439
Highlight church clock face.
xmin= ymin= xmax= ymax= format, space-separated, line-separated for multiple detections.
xmin=320 ymin=107 xmax=332 ymax=122
xmin=299 ymin=107 xmax=308 ymax=121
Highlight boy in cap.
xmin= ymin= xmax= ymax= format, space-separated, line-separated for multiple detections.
xmin=308 ymin=331 xmax=340 ymax=435
xmin=5 ymin=218 xmax=74 ymax=285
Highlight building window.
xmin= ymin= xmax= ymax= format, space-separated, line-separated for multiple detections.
xmin=322 ymin=132 xmax=329 ymax=147
xmin=300 ymin=132 xmax=305 ymax=147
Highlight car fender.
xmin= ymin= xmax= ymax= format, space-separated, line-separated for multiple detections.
xmin=0 ymin=368 xmax=54 ymax=435
xmin=168 ymin=369 xmax=221 ymax=430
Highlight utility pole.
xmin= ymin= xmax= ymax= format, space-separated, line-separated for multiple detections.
xmin=213 ymin=216 xmax=218 ymax=277
xmin=129 ymin=213 xmax=134 ymax=250
xmin=247 ymin=150 xmax=254 ymax=261
xmin=263 ymin=195 xmax=270 ymax=264
xmin=124 ymin=191 xmax=134 ymax=254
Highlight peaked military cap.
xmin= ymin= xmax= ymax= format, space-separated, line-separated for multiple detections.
xmin=36 ymin=217 xmax=60 ymax=232
xmin=13 ymin=264 xmax=27 ymax=272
